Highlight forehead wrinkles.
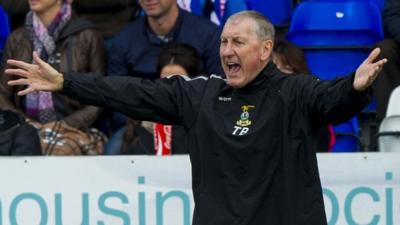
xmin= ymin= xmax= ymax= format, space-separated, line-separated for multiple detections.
xmin=223 ymin=18 xmax=258 ymax=38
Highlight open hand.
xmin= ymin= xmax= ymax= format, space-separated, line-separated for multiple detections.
xmin=5 ymin=51 xmax=64 ymax=96
xmin=353 ymin=48 xmax=387 ymax=91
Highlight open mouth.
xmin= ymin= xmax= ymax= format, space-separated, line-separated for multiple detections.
xmin=227 ymin=62 xmax=241 ymax=74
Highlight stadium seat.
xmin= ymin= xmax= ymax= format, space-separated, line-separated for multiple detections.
xmin=183 ymin=0 xmax=247 ymax=26
xmin=332 ymin=117 xmax=361 ymax=152
xmin=214 ymin=0 xmax=248 ymax=26
xmin=245 ymin=0 xmax=294 ymax=27
xmin=378 ymin=86 xmax=400 ymax=152
xmin=287 ymin=1 xmax=383 ymax=115
xmin=302 ymin=0 xmax=385 ymax=11
xmin=0 ymin=6 xmax=10 ymax=58
xmin=286 ymin=1 xmax=383 ymax=79
xmin=188 ymin=0 xmax=206 ymax=16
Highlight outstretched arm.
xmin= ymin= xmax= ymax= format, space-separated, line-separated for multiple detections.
xmin=6 ymin=52 xmax=204 ymax=127
xmin=6 ymin=52 xmax=64 ymax=95
xmin=296 ymin=48 xmax=388 ymax=126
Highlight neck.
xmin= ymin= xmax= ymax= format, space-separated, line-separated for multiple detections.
xmin=37 ymin=4 xmax=62 ymax=27
xmin=147 ymin=4 xmax=179 ymax=36
xmin=252 ymin=61 xmax=269 ymax=78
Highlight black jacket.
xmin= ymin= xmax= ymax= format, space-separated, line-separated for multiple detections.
xmin=61 ymin=62 xmax=371 ymax=225
xmin=0 ymin=110 xmax=41 ymax=155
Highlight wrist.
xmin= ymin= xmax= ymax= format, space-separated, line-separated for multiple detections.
xmin=56 ymin=73 xmax=64 ymax=91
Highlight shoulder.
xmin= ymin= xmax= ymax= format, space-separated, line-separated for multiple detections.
xmin=180 ymin=74 xmax=225 ymax=83
xmin=168 ymin=74 xmax=225 ymax=88
xmin=113 ymin=17 xmax=146 ymax=41
xmin=180 ymin=10 xmax=219 ymax=32
xmin=60 ymin=16 xmax=97 ymax=36
xmin=7 ymin=27 xmax=28 ymax=44
xmin=267 ymin=67 xmax=317 ymax=95
xmin=74 ymin=27 xmax=103 ymax=41
xmin=61 ymin=17 xmax=104 ymax=42
xmin=280 ymin=74 xmax=317 ymax=91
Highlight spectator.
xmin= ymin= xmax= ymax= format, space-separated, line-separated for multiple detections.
xmin=273 ymin=39 xmax=336 ymax=152
xmin=107 ymin=0 xmax=223 ymax=132
xmin=0 ymin=0 xmax=106 ymax=155
xmin=374 ymin=0 xmax=400 ymax=120
xmin=157 ymin=42 xmax=203 ymax=77
xmin=273 ymin=39 xmax=311 ymax=74
xmin=0 ymin=109 xmax=42 ymax=155
xmin=105 ymin=43 xmax=202 ymax=155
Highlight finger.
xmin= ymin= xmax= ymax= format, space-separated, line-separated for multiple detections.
xmin=33 ymin=51 xmax=47 ymax=68
xmin=364 ymin=48 xmax=381 ymax=64
xmin=7 ymin=59 xmax=34 ymax=71
xmin=372 ymin=58 xmax=388 ymax=67
xmin=17 ymin=86 xmax=35 ymax=96
xmin=367 ymin=64 xmax=384 ymax=82
xmin=8 ymin=78 xmax=30 ymax=86
xmin=4 ymin=68 xmax=30 ymax=78
xmin=375 ymin=65 xmax=384 ymax=75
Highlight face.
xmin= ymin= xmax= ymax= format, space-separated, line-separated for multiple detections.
xmin=139 ymin=0 xmax=176 ymax=18
xmin=220 ymin=18 xmax=273 ymax=88
xmin=273 ymin=53 xmax=294 ymax=74
xmin=29 ymin=0 xmax=61 ymax=14
xmin=160 ymin=64 xmax=188 ymax=78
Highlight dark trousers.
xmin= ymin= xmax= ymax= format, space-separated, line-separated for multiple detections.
xmin=374 ymin=39 xmax=400 ymax=120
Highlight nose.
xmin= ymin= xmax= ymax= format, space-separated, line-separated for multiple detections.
xmin=220 ymin=42 xmax=234 ymax=58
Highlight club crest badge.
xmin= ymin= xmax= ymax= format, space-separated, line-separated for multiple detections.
xmin=236 ymin=105 xmax=255 ymax=127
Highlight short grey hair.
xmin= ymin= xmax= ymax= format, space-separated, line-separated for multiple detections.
xmin=225 ymin=11 xmax=275 ymax=41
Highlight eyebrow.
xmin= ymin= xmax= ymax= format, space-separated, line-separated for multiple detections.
xmin=220 ymin=36 xmax=246 ymax=41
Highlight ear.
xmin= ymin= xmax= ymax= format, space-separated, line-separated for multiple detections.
xmin=260 ymin=40 xmax=274 ymax=62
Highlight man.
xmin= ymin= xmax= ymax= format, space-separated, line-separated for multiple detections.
xmin=5 ymin=11 xmax=386 ymax=225
xmin=107 ymin=0 xmax=223 ymax=134
xmin=108 ymin=0 xmax=222 ymax=79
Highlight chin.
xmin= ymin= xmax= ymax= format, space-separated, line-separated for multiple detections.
xmin=30 ymin=6 xmax=41 ymax=12
xmin=227 ymin=79 xmax=243 ymax=89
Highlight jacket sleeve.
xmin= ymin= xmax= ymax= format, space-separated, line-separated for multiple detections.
xmin=296 ymin=75 xmax=371 ymax=126
xmin=12 ymin=123 xmax=42 ymax=155
xmin=0 ymin=33 xmax=22 ymax=112
xmin=383 ymin=0 xmax=400 ymax=43
xmin=61 ymin=73 xmax=204 ymax=128
xmin=62 ymin=29 xmax=106 ymax=129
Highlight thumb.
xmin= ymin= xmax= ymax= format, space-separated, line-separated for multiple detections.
xmin=32 ymin=51 xmax=47 ymax=68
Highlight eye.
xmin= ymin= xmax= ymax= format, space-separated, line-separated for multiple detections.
xmin=234 ymin=40 xmax=245 ymax=46
xmin=220 ymin=39 xmax=227 ymax=45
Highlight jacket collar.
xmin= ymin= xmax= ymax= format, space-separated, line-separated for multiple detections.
xmin=233 ymin=61 xmax=279 ymax=94
xmin=23 ymin=15 xmax=96 ymax=42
